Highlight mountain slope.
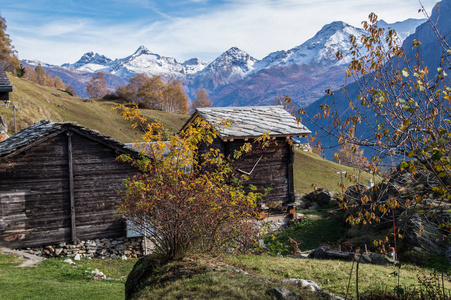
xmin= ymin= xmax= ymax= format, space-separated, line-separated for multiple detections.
xmin=303 ymin=0 xmax=449 ymax=160
xmin=19 ymin=17 xmax=424 ymax=105
xmin=22 ymin=59 xmax=128 ymax=99
xmin=254 ymin=21 xmax=364 ymax=71
xmin=189 ymin=47 xmax=258 ymax=93
xmin=198 ymin=18 xmax=423 ymax=108
xmin=2 ymin=74 xmax=189 ymax=141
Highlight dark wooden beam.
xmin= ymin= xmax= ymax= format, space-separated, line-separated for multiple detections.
xmin=287 ymin=142 xmax=295 ymax=203
xmin=67 ymin=131 xmax=77 ymax=242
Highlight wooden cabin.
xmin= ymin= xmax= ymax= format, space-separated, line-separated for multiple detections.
xmin=0 ymin=121 xmax=140 ymax=248
xmin=0 ymin=62 xmax=13 ymax=103
xmin=180 ymin=106 xmax=310 ymax=206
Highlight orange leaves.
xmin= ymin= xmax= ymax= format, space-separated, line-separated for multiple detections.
xmin=116 ymin=104 xmax=262 ymax=259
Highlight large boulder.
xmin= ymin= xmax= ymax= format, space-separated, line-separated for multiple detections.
xmin=125 ymin=254 xmax=168 ymax=300
xmin=267 ymin=287 xmax=300 ymax=300
xmin=399 ymin=213 xmax=448 ymax=257
xmin=307 ymin=246 xmax=355 ymax=261
xmin=307 ymin=246 xmax=390 ymax=265
xmin=300 ymin=189 xmax=334 ymax=209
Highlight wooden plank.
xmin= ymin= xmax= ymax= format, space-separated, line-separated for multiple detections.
xmin=67 ymin=131 xmax=77 ymax=243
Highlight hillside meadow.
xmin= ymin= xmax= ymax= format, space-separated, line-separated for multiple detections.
xmin=2 ymin=74 xmax=189 ymax=142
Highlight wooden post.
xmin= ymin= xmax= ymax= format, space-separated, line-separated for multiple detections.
xmin=287 ymin=140 xmax=295 ymax=203
xmin=67 ymin=131 xmax=77 ymax=242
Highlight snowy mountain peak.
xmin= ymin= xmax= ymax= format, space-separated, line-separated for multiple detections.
xmin=210 ymin=47 xmax=258 ymax=71
xmin=378 ymin=18 xmax=426 ymax=41
xmin=254 ymin=21 xmax=364 ymax=71
xmin=191 ymin=47 xmax=259 ymax=91
xmin=182 ymin=58 xmax=209 ymax=74
xmin=61 ymin=51 xmax=113 ymax=72
xmin=132 ymin=45 xmax=152 ymax=56
xmin=318 ymin=21 xmax=349 ymax=34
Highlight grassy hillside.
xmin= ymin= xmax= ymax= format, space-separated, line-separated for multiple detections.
xmin=294 ymin=149 xmax=377 ymax=195
xmin=2 ymin=73 xmax=374 ymax=195
xmin=1 ymin=251 xmax=448 ymax=300
xmin=1 ymin=74 xmax=189 ymax=142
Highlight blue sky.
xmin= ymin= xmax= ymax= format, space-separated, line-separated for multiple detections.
xmin=1 ymin=0 xmax=437 ymax=65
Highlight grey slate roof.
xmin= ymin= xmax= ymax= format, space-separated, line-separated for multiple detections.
xmin=0 ymin=62 xmax=13 ymax=93
xmin=185 ymin=106 xmax=310 ymax=139
xmin=0 ymin=120 xmax=140 ymax=158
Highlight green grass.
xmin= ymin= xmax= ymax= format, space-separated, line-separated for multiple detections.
xmin=3 ymin=74 xmax=189 ymax=142
xmin=268 ymin=209 xmax=346 ymax=252
xmin=225 ymin=254 xmax=451 ymax=299
xmin=130 ymin=255 xmax=330 ymax=300
xmin=0 ymin=253 xmax=137 ymax=300
xmin=293 ymin=149 xmax=378 ymax=195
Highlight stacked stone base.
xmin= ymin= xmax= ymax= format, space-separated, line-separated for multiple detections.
xmin=19 ymin=237 xmax=147 ymax=259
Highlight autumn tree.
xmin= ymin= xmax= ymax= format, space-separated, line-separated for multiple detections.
xmin=115 ymin=105 xmax=262 ymax=260
xmin=305 ymin=10 xmax=451 ymax=239
xmin=0 ymin=15 xmax=20 ymax=74
xmin=23 ymin=65 xmax=37 ymax=82
xmin=162 ymin=79 xmax=189 ymax=114
xmin=333 ymin=142 xmax=366 ymax=170
xmin=34 ymin=64 xmax=47 ymax=86
xmin=116 ymin=74 xmax=190 ymax=114
xmin=191 ymin=87 xmax=212 ymax=112
xmin=52 ymin=76 xmax=66 ymax=90
xmin=86 ymin=72 xmax=108 ymax=98
xmin=65 ymin=85 xmax=77 ymax=96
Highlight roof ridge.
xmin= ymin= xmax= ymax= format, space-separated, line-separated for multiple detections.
xmin=0 ymin=120 xmax=140 ymax=158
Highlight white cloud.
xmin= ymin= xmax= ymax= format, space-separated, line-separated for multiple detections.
xmin=6 ymin=0 xmax=437 ymax=65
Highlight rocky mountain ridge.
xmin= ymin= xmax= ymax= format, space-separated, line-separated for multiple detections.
xmin=22 ymin=18 xmax=424 ymax=102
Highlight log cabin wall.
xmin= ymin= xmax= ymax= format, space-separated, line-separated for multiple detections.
xmin=0 ymin=125 xmax=138 ymax=249
xmin=182 ymin=106 xmax=310 ymax=207
xmin=224 ymin=137 xmax=294 ymax=205
xmin=0 ymin=134 xmax=71 ymax=248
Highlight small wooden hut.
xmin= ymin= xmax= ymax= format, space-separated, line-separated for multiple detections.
xmin=180 ymin=106 xmax=310 ymax=206
xmin=0 ymin=120 xmax=140 ymax=248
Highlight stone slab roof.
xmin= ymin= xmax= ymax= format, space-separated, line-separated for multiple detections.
xmin=0 ymin=62 xmax=12 ymax=93
xmin=0 ymin=120 xmax=140 ymax=159
xmin=182 ymin=106 xmax=310 ymax=140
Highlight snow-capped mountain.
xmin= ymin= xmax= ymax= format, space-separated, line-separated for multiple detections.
xmin=21 ymin=59 xmax=127 ymax=98
xmin=303 ymin=7 xmax=441 ymax=160
xmin=254 ymin=21 xmax=364 ymax=72
xmin=61 ymin=52 xmax=114 ymax=72
xmin=64 ymin=46 xmax=209 ymax=81
xmin=109 ymin=46 xmax=185 ymax=80
xmin=191 ymin=47 xmax=258 ymax=91
xmin=378 ymin=18 xmax=426 ymax=42
xmin=182 ymin=58 xmax=209 ymax=74
xmin=200 ymin=18 xmax=423 ymax=107
xmin=21 ymin=15 xmax=424 ymax=104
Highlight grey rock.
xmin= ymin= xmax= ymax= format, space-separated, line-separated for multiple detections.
xmin=301 ymin=188 xmax=333 ymax=208
xmin=267 ymin=287 xmax=300 ymax=300
xmin=299 ymin=279 xmax=321 ymax=291
xmin=369 ymin=253 xmax=392 ymax=265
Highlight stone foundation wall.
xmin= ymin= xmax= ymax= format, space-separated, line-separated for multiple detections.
xmin=19 ymin=237 xmax=148 ymax=259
